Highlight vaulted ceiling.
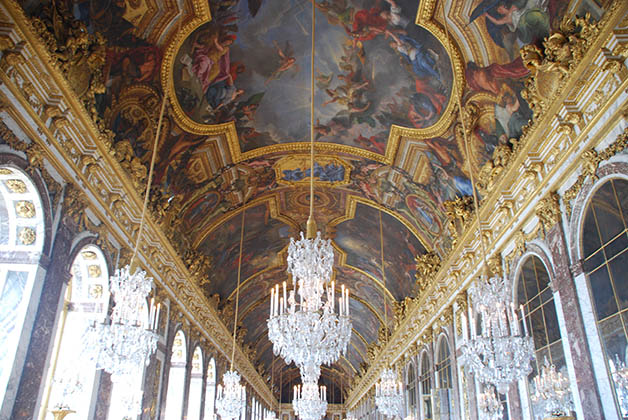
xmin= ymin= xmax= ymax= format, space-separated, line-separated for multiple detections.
xmin=20 ymin=0 xmax=607 ymax=403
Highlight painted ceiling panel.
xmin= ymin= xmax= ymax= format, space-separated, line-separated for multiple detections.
xmin=334 ymin=202 xmax=426 ymax=300
xmin=198 ymin=202 xmax=293 ymax=298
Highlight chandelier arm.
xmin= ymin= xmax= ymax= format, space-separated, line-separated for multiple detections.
xmin=230 ymin=208 xmax=246 ymax=371
xmin=439 ymin=2 xmax=489 ymax=268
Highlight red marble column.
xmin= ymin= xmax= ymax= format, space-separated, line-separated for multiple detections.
xmin=545 ymin=221 xmax=605 ymax=418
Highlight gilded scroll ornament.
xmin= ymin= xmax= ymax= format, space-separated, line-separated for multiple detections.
xmin=415 ymin=251 xmax=441 ymax=293
xmin=5 ymin=179 xmax=27 ymax=193
xmin=563 ymin=127 xmax=628 ymax=217
xmin=477 ymin=141 xmax=514 ymax=195
xmin=62 ymin=183 xmax=89 ymax=229
xmin=30 ymin=3 xmax=106 ymax=116
xmin=487 ymin=254 xmax=503 ymax=278
xmin=15 ymin=200 xmax=35 ymax=218
xmin=18 ymin=227 xmax=36 ymax=245
xmin=536 ymin=192 xmax=562 ymax=232
xmin=443 ymin=196 xmax=475 ymax=243
xmin=183 ymin=249 xmax=213 ymax=287
xmin=0 ymin=168 xmax=12 ymax=175
xmin=455 ymin=292 xmax=468 ymax=337
xmin=521 ymin=14 xmax=599 ymax=119
xmin=88 ymin=264 xmax=102 ymax=278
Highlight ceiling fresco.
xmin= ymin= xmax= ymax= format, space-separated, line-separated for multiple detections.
xmin=20 ymin=0 xmax=607 ymax=403
xmin=170 ymin=0 xmax=454 ymax=156
xmin=333 ymin=201 xmax=426 ymax=300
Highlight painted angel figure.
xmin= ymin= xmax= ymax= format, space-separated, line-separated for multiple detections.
xmin=265 ymin=40 xmax=299 ymax=85
xmin=388 ymin=32 xmax=441 ymax=81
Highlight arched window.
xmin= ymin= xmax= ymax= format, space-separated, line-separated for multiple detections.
xmin=435 ymin=337 xmax=451 ymax=389
xmin=241 ymin=387 xmax=246 ymax=420
xmin=418 ymin=352 xmax=431 ymax=420
xmin=581 ymin=178 xmax=628 ymax=415
xmin=0 ymin=166 xmax=45 ymax=406
xmin=406 ymin=362 xmax=417 ymax=418
xmin=188 ymin=346 xmax=204 ymax=420
xmin=517 ymin=255 xmax=568 ymax=418
xmin=205 ymin=357 xmax=217 ymax=420
xmin=39 ymin=245 xmax=109 ymax=418
xmin=165 ymin=330 xmax=187 ymax=420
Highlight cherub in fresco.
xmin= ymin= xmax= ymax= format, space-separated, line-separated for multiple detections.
xmin=379 ymin=0 xmax=410 ymax=29
xmin=264 ymin=41 xmax=299 ymax=86
xmin=315 ymin=71 xmax=334 ymax=90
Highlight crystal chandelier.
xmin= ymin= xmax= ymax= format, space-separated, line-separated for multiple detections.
xmin=264 ymin=408 xmax=278 ymax=420
xmin=293 ymin=381 xmax=328 ymax=420
xmin=216 ymin=370 xmax=246 ymax=420
xmin=530 ymin=357 xmax=573 ymax=418
xmin=84 ymin=265 xmax=160 ymax=378
xmin=612 ymin=354 xmax=628 ymax=416
xmin=374 ymin=212 xmax=403 ymax=419
xmin=477 ymin=385 xmax=503 ymax=420
xmin=217 ymin=209 xmax=247 ymax=420
xmin=460 ymin=275 xmax=534 ymax=394
xmin=267 ymin=0 xmax=350 ymax=386
xmin=267 ymin=268 xmax=351 ymax=381
xmin=375 ymin=368 xmax=404 ymax=418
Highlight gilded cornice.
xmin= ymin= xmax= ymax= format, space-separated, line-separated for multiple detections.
xmin=0 ymin=0 xmax=276 ymax=407
xmin=345 ymin=2 xmax=628 ymax=408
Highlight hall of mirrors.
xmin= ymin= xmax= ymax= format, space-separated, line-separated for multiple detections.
xmin=1 ymin=0 xmax=628 ymax=420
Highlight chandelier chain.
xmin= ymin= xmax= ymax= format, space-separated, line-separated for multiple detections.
xmin=231 ymin=208 xmax=246 ymax=371
xmin=439 ymin=0 xmax=489 ymax=267
xmin=130 ymin=91 xmax=168 ymax=270
xmin=379 ymin=210 xmax=387 ymax=345
xmin=309 ymin=0 xmax=315 ymax=224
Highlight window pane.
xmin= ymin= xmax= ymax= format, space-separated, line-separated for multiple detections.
xmin=605 ymin=232 xmax=628 ymax=261
xmin=609 ymin=250 xmax=628 ymax=311
xmin=613 ymin=179 xmax=628 ymax=224
xmin=543 ymin=304 xmax=561 ymax=345
xmin=529 ymin=306 xmax=547 ymax=349
xmin=583 ymin=207 xmax=602 ymax=259
xmin=599 ymin=314 xmax=627 ymax=361
xmin=590 ymin=266 xmax=618 ymax=320
xmin=591 ymin=182 xmax=624 ymax=244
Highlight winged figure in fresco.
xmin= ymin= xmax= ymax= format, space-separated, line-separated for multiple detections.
xmin=264 ymin=41 xmax=300 ymax=86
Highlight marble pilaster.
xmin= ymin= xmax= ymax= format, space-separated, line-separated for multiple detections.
xmin=545 ymin=222 xmax=605 ymax=418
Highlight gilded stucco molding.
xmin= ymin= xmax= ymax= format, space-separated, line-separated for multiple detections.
xmin=563 ymin=126 xmax=628 ymax=218
xmin=0 ymin=0 xmax=276 ymax=406
xmin=346 ymin=3 xmax=628 ymax=407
